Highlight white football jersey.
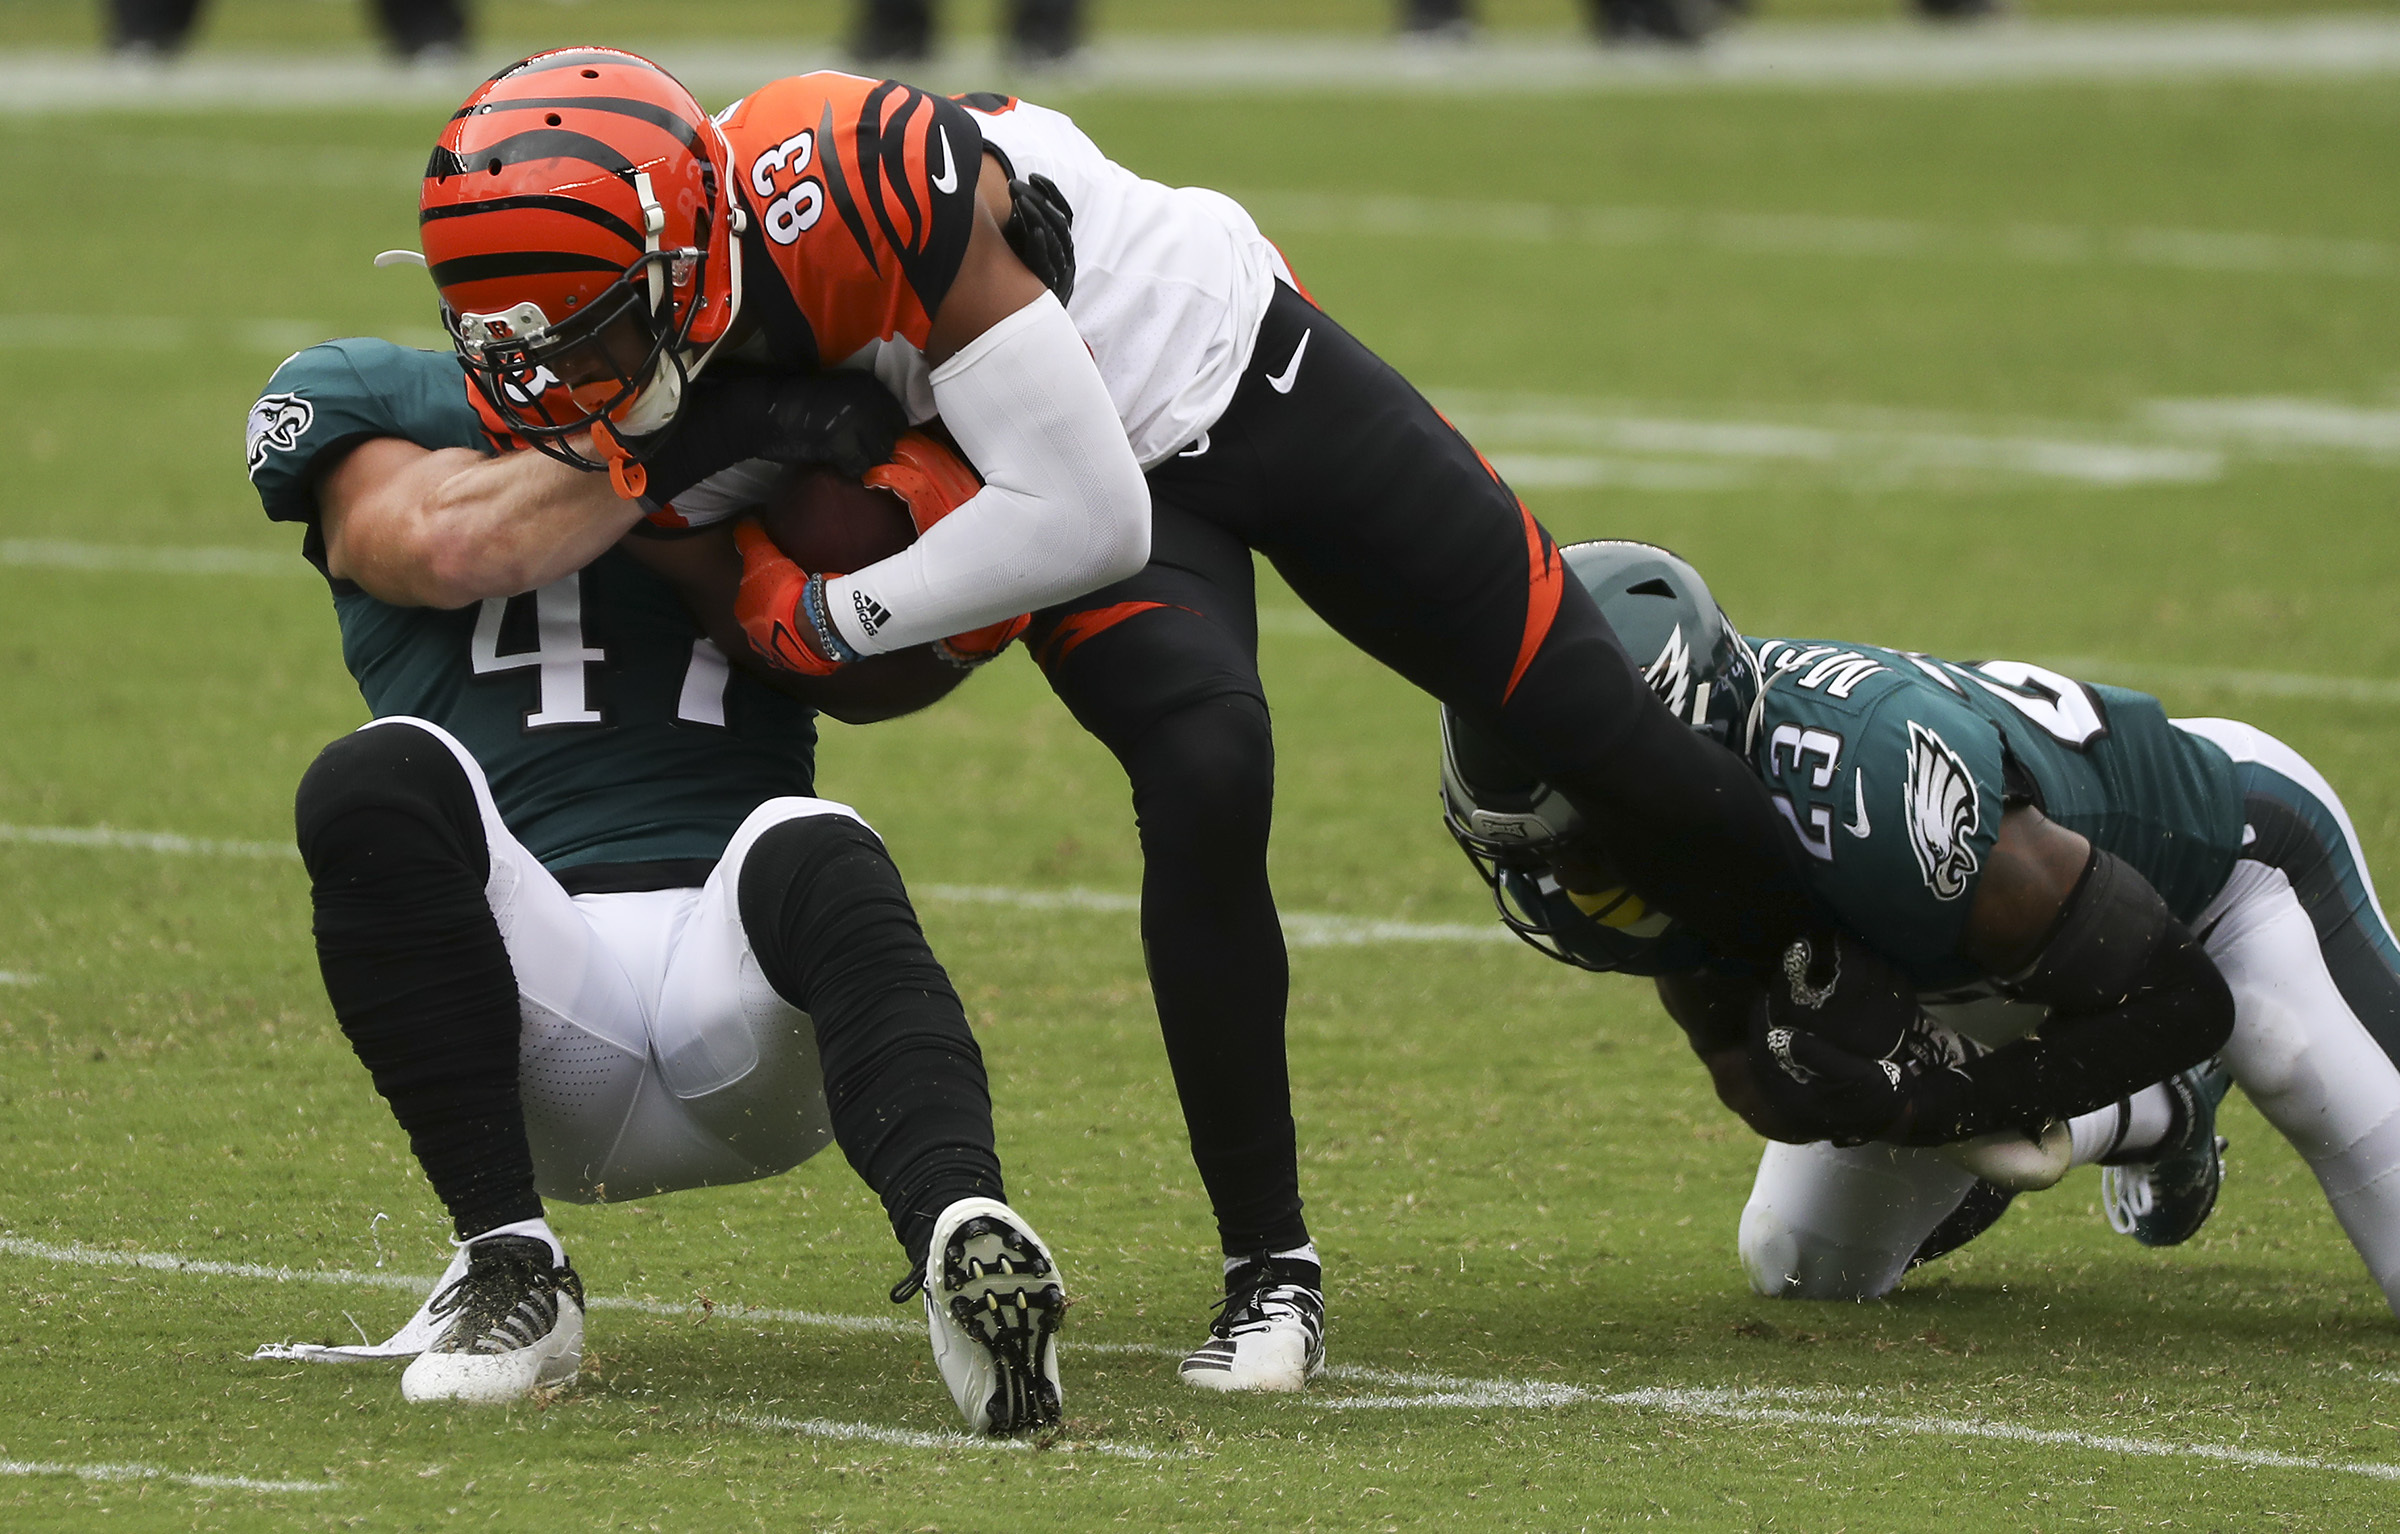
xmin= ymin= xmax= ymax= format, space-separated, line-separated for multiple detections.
xmin=966 ymin=96 xmax=1288 ymax=469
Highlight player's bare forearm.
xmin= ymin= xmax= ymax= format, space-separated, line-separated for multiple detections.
xmin=1657 ymin=970 xmax=1806 ymax=1138
xmin=319 ymin=436 xmax=644 ymax=609
xmin=1960 ymin=806 xmax=2095 ymax=974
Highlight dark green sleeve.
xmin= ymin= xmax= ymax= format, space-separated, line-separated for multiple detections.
xmin=245 ymin=338 xmax=490 ymax=525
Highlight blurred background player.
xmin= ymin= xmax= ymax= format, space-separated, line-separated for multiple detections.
xmin=1402 ymin=0 xmax=1728 ymax=47
xmin=1399 ymin=0 xmax=1996 ymax=45
xmin=854 ymin=0 xmax=1083 ymax=66
xmin=107 ymin=0 xmax=469 ymax=62
xmin=244 ymin=335 xmax=1065 ymax=1434
xmin=1443 ymin=541 xmax=2400 ymax=1312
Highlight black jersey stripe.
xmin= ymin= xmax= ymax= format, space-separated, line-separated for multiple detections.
xmin=450 ymin=95 xmax=703 ymax=154
xmin=816 ymin=99 xmax=880 ymax=279
xmin=429 ymin=250 xmax=627 ymax=289
xmin=425 ymin=128 xmax=635 ymax=186
xmin=420 ymin=193 xmax=644 ymax=254
xmin=858 ymin=82 xmax=926 ymax=255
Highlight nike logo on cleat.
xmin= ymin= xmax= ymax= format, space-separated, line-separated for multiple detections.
xmin=1266 ymin=330 xmax=1311 ymax=394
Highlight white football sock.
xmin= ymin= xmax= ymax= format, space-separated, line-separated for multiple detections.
xmin=1226 ymin=1243 xmax=1320 ymax=1277
xmin=463 ymin=1216 xmax=567 ymax=1270
xmin=2067 ymin=1083 xmax=2181 ymax=1168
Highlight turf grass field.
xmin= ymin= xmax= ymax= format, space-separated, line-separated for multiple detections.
xmin=3 ymin=58 xmax=2400 ymax=1532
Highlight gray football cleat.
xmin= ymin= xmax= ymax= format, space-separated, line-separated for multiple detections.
xmin=1179 ymin=1254 xmax=1326 ymax=1393
xmin=920 ymin=1198 xmax=1065 ymax=1435
xmin=2102 ymin=1058 xmax=2235 ymax=1248
xmin=399 ymin=1235 xmax=584 ymax=1404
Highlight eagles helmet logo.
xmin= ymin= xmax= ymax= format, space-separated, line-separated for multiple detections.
xmin=245 ymin=393 xmax=314 ymax=477
xmin=1644 ymin=623 xmax=1693 ymax=718
xmin=1902 ymin=721 xmax=1981 ymax=901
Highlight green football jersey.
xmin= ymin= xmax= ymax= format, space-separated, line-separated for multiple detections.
xmin=249 ymin=338 xmax=819 ymax=874
xmin=1745 ymin=639 xmax=2244 ymax=993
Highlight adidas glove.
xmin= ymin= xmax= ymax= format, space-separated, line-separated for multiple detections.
xmin=733 ymin=519 xmax=851 ymax=677
xmin=863 ymin=432 xmax=1031 ymax=669
xmin=1002 ymin=174 xmax=1076 ymax=304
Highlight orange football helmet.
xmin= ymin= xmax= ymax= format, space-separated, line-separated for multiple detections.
xmin=421 ymin=48 xmax=744 ymax=479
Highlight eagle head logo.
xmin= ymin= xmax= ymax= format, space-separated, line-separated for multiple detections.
xmin=245 ymin=392 xmax=315 ymax=476
xmin=1902 ymin=721 xmax=1981 ymax=901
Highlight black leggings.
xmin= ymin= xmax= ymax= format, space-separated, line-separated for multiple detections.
xmin=295 ymin=723 xmax=1000 ymax=1263
xmin=1029 ymin=284 xmax=1815 ymax=1255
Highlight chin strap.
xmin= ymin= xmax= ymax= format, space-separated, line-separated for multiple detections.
xmin=588 ymin=419 xmax=649 ymax=500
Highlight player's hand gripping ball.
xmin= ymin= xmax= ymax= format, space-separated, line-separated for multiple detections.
xmin=733 ymin=432 xmax=1032 ymax=711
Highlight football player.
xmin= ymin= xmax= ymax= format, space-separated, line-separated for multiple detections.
xmin=1444 ymin=541 xmax=2400 ymax=1312
xmin=398 ymin=48 xmax=1895 ymax=1390
xmin=245 ymin=335 xmax=1066 ymax=1434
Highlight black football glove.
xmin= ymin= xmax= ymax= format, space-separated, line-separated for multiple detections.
xmin=1753 ymin=1005 xmax=1987 ymax=1148
xmin=1002 ymin=173 xmax=1076 ymax=304
xmin=627 ymin=370 xmax=908 ymax=505
xmin=1766 ymin=927 xmax=1920 ymax=1058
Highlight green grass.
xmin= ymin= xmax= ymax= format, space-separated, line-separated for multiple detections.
xmin=4 ymin=63 xmax=2400 ymax=1532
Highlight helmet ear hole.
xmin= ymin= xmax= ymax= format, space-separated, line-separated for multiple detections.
xmin=545 ymin=113 xmax=561 ymax=126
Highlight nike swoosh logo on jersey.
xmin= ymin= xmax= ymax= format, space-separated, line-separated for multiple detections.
xmin=929 ymin=126 xmax=958 ymax=195
xmin=1845 ymin=771 xmax=1872 ymax=838
xmin=1178 ymin=432 xmax=1211 ymax=458
xmin=1266 ymin=330 xmax=1311 ymax=395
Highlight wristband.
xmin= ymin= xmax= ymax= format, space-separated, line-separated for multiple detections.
xmin=801 ymin=575 xmax=863 ymax=666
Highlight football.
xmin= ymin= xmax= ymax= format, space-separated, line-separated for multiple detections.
xmin=751 ymin=465 xmax=966 ymax=724
xmin=756 ymin=465 xmax=918 ymax=576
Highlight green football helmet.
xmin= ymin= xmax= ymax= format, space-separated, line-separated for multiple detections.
xmin=1439 ymin=540 xmax=1761 ymax=973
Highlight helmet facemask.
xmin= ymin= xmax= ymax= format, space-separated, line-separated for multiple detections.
xmin=450 ymin=170 xmax=714 ymax=474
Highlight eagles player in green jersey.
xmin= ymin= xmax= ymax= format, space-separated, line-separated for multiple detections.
xmin=1444 ymin=542 xmax=2400 ymax=1313
xmin=245 ymin=338 xmax=1067 ymax=1433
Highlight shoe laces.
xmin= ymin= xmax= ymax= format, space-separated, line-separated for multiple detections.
xmin=1209 ymin=1257 xmax=1323 ymax=1339
xmin=427 ymin=1235 xmax=579 ymax=1355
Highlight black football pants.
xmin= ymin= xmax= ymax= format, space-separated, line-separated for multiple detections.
xmin=1028 ymin=282 xmax=1815 ymax=1257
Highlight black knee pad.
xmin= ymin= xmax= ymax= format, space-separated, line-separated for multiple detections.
xmin=738 ymin=812 xmax=915 ymax=1007
xmin=1124 ymin=694 xmax=1276 ymax=855
xmin=294 ymin=723 xmax=488 ymax=881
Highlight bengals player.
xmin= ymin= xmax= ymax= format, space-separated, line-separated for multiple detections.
xmin=413 ymin=47 xmax=1882 ymax=1393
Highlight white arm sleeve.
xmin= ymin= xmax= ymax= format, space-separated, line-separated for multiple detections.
xmin=821 ymin=291 xmax=1151 ymax=655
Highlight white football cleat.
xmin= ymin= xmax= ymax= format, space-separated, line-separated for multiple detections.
xmin=399 ymin=1235 xmax=584 ymax=1405
xmin=921 ymin=1198 xmax=1065 ymax=1434
xmin=1179 ymin=1255 xmax=1325 ymax=1393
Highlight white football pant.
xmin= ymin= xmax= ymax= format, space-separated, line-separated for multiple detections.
xmin=1741 ymin=718 xmax=2400 ymax=1315
xmin=374 ymin=717 xmax=840 ymax=1204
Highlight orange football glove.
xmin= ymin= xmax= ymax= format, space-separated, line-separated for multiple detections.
xmin=935 ymin=614 xmax=1033 ymax=670
xmin=864 ymin=431 xmax=1030 ymax=667
xmin=733 ymin=519 xmax=847 ymax=677
xmin=863 ymin=430 xmax=984 ymax=534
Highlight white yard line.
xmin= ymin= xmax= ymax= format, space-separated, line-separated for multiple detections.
xmin=9 ymin=20 xmax=2400 ymax=111
xmin=0 ymin=539 xmax=298 ymax=576
xmin=1237 ymin=189 xmax=2398 ymax=282
xmin=0 ymin=972 xmax=37 ymax=986
xmin=0 ymin=1458 xmax=335 ymax=1493
xmin=10 ymin=1232 xmax=2398 ymax=1478
xmin=0 ymin=823 xmax=299 ymax=859
xmin=0 ymin=828 xmax=1508 ymax=948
